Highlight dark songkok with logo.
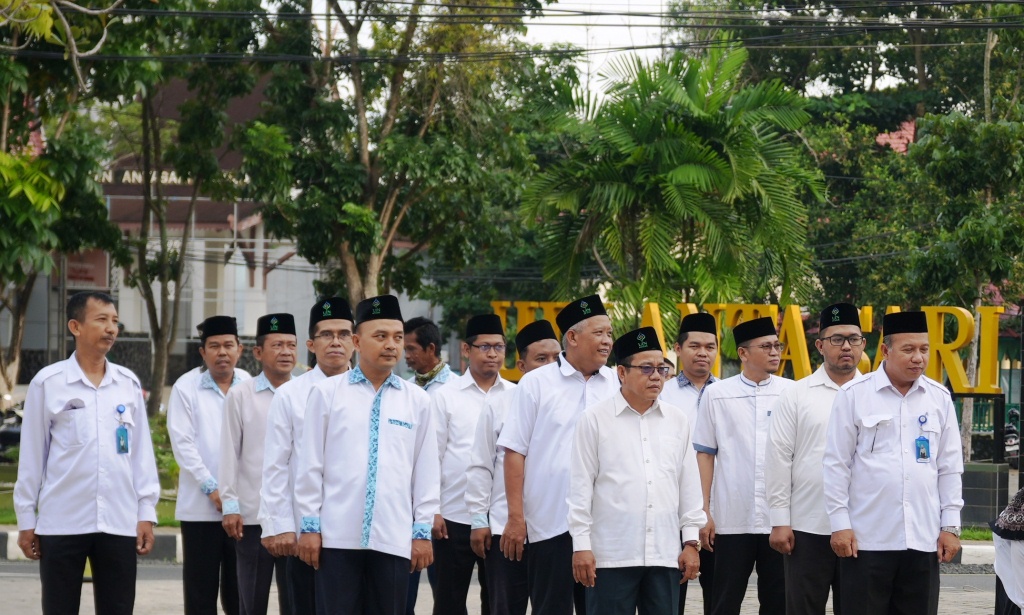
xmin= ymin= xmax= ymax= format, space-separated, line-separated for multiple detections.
xmin=733 ymin=316 xmax=778 ymax=346
xmin=310 ymin=297 xmax=354 ymax=328
xmin=515 ymin=320 xmax=559 ymax=357
xmin=613 ymin=326 xmax=663 ymax=364
xmin=882 ymin=311 xmax=928 ymax=335
xmin=197 ymin=315 xmax=238 ymax=342
xmin=356 ymin=295 xmax=404 ymax=324
xmin=257 ymin=313 xmax=296 ymax=337
xmin=819 ymin=303 xmax=861 ymax=332
xmin=678 ymin=313 xmax=718 ymax=339
xmin=555 ymin=294 xmax=608 ymax=337
xmin=466 ymin=314 xmax=504 ymax=339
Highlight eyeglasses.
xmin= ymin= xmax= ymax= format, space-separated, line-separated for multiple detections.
xmin=315 ymin=331 xmax=353 ymax=342
xmin=822 ymin=334 xmax=866 ymax=347
xmin=746 ymin=342 xmax=785 ymax=353
xmin=470 ymin=343 xmax=507 ymax=354
xmin=621 ymin=364 xmax=673 ymax=377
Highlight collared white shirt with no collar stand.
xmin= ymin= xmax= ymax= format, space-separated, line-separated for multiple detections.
xmin=466 ymin=388 xmax=515 ymax=535
xmin=295 ymin=366 xmax=440 ymax=559
xmin=693 ymin=372 xmax=794 ymax=535
xmin=660 ymin=371 xmax=718 ymax=425
xmin=14 ymin=353 xmax=160 ymax=537
xmin=568 ymin=391 xmax=706 ymax=568
xmin=220 ymin=372 xmax=281 ymax=521
xmin=168 ymin=366 xmax=251 ymax=522
xmin=259 ymin=364 xmax=330 ymax=538
xmin=434 ymin=369 xmax=514 ymax=525
xmin=765 ymin=365 xmax=859 ymax=535
xmin=497 ymin=354 xmax=619 ymax=543
xmin=823 ymin=366 xmax=964 ymax=552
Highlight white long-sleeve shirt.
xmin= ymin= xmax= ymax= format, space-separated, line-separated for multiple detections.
xmin=220 ymin=372 xmax=280 ymax=521
xmin=465 ymin=389 xmax=514 ymax=535
xmin=434 ymin=370 xmax=513 ymax=525
xmin=568 ymin=392 xmax=706 ymax=569
xmin=259 ymin=365 xmax=329 ymax=538
xmin=295 ymin=366 xmax=440 ymax=559
xmin=823 ymin=366 xmax=963 ymax=552
xmin=168 ymin=367 xmax=251 ymax=522
xmin=765 ymin=366 xmax=857 ymax=535
xmin=692 ymin=373 xmax=793 ymax=535
xmin=14 ymin=354 xmax=160 ymax=537
xmin=497 ymin=355 xmax=619 ymax=543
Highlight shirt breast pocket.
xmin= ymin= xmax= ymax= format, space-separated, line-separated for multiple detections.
xmin=658 ymin=435 xmax=684 ymax=478
xmin=860 ymin=414 xmax=894 ymax=454
xmin=52 ymin=400 xmax=88 ymax=448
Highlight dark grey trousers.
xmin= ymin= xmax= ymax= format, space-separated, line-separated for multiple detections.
xmin=486 ymin=534 xmax=529 ymax=615
xmin=783 ymin=531 xmax=842 ymax=615
xmin=235 ymin=525 xmax=275 ymax=615
xmin=585 ymin=566 xmax=680 ymax=615
xmin=838 ymin=550 xmax=939 ymax=615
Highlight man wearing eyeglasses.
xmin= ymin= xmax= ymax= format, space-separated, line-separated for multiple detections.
xmin=569 ymin=327 xmax=706 ymax=614
xmin=765 ymin=303 xmax=864 ymax=615
xmin=693 ymin=316 xmax=793 ymax=615
xmin=431 ymin=314 xmax=515 ymax=614
xmin=259 ymin=298 xmax=354 ymax=615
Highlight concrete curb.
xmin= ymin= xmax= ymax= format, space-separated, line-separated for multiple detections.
xmin=0 ymin=528 xmax=182 ymax=562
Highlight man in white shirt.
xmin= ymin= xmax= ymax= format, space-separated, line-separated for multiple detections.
xmin=693 ymin=316 xmax=793 ymax=615
xmin=296 ymin=294 xmax=440 ymax=614
xmin=823 ymin=311 xmax=963 ymax=615
xmin=467 ymin=319 xmax=561 ymax=615
xmin=569 ymin=326 xmax=705 ymax=615
xmin=220 ymin=313 xmax=297 ymax=615
xmin=765 ymin=303 xmax=864 ymax=615
xmin=993 ymin=486 xmax=1024 ymax=615
xmin=259 ymin=297 xmax=354 ymax=615
xmin=660 ymin=313 xmax=719 ymax=614
xmin=432 ymin=314 xmax=514 ymax=615
xmin=499 ymin=294 xmax=619 ymax=615
xmin=169 ymin=315 xmax=251 ymax=615
xmin=15 ymin=291 xmax=160 ymax=615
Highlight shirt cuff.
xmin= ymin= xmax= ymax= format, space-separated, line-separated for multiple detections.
xmin=471 ymin=514 xmax=490 ymax=530
xmin=769 ymin=507 xmax=791 ymax=527
xmin=940 ymin=510 xmax=961 ymax=528
xmin=413 ymin=523 xmax=431 ymax=540
xmin=682 ymin=526 xmax=700 ymax=543
xmin=222 ymin=499 xmax=241 ymax=516
xmin=572 ymin=534 xmax=592 ymax=552
xmin=693 ymin=443 xmax=717 ymax=455
xmin=274 ymin=518 xmax=297 ymax=536
xmin=301 ymin=517 xmax=321 ymax=533
xmin=138 ymin=503 xmax=158 ymax=524
xmin=829 ymin=510 xmax=852 ymax=533
xmin=15 ymin=510 xmax=37 ymax=532
xmin=200 ymin=478 xmax=218 ymax=495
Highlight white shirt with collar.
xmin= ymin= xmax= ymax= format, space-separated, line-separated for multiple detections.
xmin=692 ymin=372 xmax=794 ymax=535
xmin=660 ymin=372 xmax=717 ymax=425
xmin=168 ymin=366 xmax=251 ymax=521
xmin=14 ymin=353 xmax=160 ymax=537
xmin=497 ymin=354 xmax=619 ymax=543
xmin=823 ymin=366 xmax=964 ymax=552
xmin=434 ymin=369 xmax=514 ymax=525
xmin=295 ymin=366 xmax=440 ymax=559
xmin=465 ymin=388 xmax=514 ymax=535
xmin=220 ymin=372 xmax=281 ymax=521
xmin=765 ymin=365 xmax=858 ymax=535
xmin=568 ymin=391 xmax=706 ymax=569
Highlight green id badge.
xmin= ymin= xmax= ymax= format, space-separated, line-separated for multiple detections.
xmin=116 ymin=425 xmax=129 ymax=454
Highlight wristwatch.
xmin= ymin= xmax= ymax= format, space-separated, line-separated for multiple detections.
xmin=684 ymin=539 xmax=701 ymax=552
xmin=940 ymin=526 xmax=961 ymax=538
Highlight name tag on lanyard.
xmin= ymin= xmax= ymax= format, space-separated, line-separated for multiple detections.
xmin=116 ymin=404 xmax=129 ymax=454
xmin=914 ymin=414 xmax=929 ymax=462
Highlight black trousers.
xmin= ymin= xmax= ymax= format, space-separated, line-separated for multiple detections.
xmin=181 ymin=521 xmax=240 ymax=615
xmin=678 ymin=540 xmax=715 ymax=615
xmin=586 ymin=566 xmax=679 ymax=615
xmin=276 ymin=557 xmax=291 ymax=615
xmin=783 ymin=531 xmax=841 ymax=615
xmin=236 ymin=525 xmax=276 ymax=615
xmin=432 ymin=519 xmax=489 ymax=615
xmin=38 ymin=533 xmax=137 ymax=615
xmin=286 ymin=555 xmax=316 ymax=615
xmin=527 ymin=532 xmax=586 ymax=615
xmin=709 ymin=533 xmax=784 ymax=615
xmin=406 ymin=563 xmax=436 ymax=615
xmin=486 ymin=534 xmax=529 ymax=615
xmin=838 ymin=550 xmax=938 ymax=615
xmin=316 ymin=548 xmax=410 ymax=615
xmin=996 ymin=577 xmax=1023 ymax=615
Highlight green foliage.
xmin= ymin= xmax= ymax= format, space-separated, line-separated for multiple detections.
xmin=148 ymin=411 xmax=179 ymax=483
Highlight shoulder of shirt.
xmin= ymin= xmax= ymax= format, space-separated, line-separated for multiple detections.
xmin=918 ymin=374 xmax=952 ymax=397
xmin=234 ymin=367 xmax=253 ymax=380
xmin=226 ymin=377 xmax=257 ymax=397
xmin=112 ymin=363 xmax=142 ymax=388
xmin=171 ymin=367 xmax=201 ymax=389
xmin=31 ymin=359 xmax=71 ymax=385
xmin=519 ymin=361 xmax=558 ymax=386
xmin=840 ymin=370 xmax=875 ymax=391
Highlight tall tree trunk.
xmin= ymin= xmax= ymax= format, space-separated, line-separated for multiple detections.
xmin=984 ymin=26 xmax=998 ymax=123
xmin=0 ymin=273 xmax=37 ymax=398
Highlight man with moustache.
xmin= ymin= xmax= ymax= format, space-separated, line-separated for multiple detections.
xmin=406 ymin=316 xmax=454 ymax=391
xmin=432 ymin=314 xmax=515 ymax=615
xmin=221 ymin=313 xmax=297 ymax=615
xmin=169 ymin=315 xmax=251 ymax=615
xmin=693 ymin=316 xmax=793 ymax=615
xmin=824 ymin=312 xmax=964 ymax=615
xmin=259 ymin=298 xmax=354 ymax=615
xmin=765 ymin=303 xmax=865 ymax=615
xmin=466 ymin=320 xmax=562 ymax=615
xmin=499 ymin=295 xmax=619 ymax=615
xmin=569 ymin=327 xmax=705 ymax=614
xmin=296 ymin=295 xmax=440 ymax=614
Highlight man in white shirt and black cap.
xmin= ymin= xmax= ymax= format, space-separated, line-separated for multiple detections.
xmin=466 ymin=319 xmax=562 ymax=615
xmin=296 ymin=294 xmax=440 ymax=614
xmin=220 ymin=312 xmax=297 ymax=615
xmin=259 ymin=297 xmax=354 ymax=615
xmin=693 ymin=315 xmax=793 ymax=615
xmin=169 ymin=315 xmax=251 ymax=615
xmin=15 ymin=291 xmax=160 ymax=615
xmin=499 ymin=294 xmax=619 ymax=615
xmin=432 ymin=313 xmax=515 ymax=615
xmin=765 ymin=302 xmax=865 ymax=615
xmin=823 ymin=311 xmax=963 ymax=615
xmin=569 ymin=326 xmax=705 ymax=615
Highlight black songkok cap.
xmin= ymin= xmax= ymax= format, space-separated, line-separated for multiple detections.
xmin=257 ymin=313 xmax=296 ymax=337
xmin=198 ymin=315 xmax=237 ymax=341
xmin=466 ymin=314 xmax=504 ymax=339
xmin=310 ymin=297 xmax=354 ymax=328
xmin=733 ymin=316 xmax=777 ymax=346
xmin=883 ymin=311 xmax=928 ymax=335
xmin=515 ymin=320 xmax=558 ymax=357
xmin=356 ymin=295 xmax=404 ymax=324
xmin=678 ymin=313 xmax=718 ymax=339
xmin=613 ymin=326 xmax=663 ymax=363
xmin=555 ymin=294 xmax=608 ymax=337
xmin=819 ymin=303 xmax=861 ymax=332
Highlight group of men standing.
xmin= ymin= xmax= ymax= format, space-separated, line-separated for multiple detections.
xmin=13 ymin=289 xmax=965 ymax=615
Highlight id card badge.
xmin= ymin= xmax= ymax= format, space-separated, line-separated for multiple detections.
xmin=914 ymin=436 xmax=930 ymax=462
xmin=116 ymin=424 xmax=130 ymax=454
